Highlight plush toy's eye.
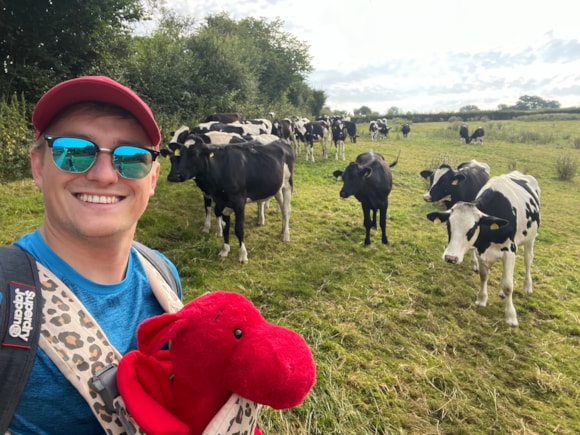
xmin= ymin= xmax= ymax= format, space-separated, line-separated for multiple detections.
xmin=233 ymin=328 xmax=243 ymax=339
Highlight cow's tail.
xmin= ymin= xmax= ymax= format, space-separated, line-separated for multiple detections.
xmin=389 ymin=150 xmax=401 ymax=168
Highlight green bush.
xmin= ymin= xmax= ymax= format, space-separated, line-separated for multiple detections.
xmin=0 ymin=94 xmax=31 ymax=182
xmin=555 ymin=153 xmax=577 ymax=180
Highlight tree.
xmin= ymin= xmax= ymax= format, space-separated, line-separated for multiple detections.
xmin=0 ymin=0 xmax=147 ymax=102
xmin=513 ymin=95 xmax=561 ymax=110
xmin=459 ymin=105 xmax=480 ymax=112
xmin=387 ymin=106 xmax=402 ymax=117
xmin=354 ymin=106 xmax=373 ymax=116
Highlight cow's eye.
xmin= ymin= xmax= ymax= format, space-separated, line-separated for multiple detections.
xmin=233 ymin=328 xmax=243 ymax=339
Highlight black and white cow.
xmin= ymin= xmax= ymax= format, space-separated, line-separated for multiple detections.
xmin=304 ymin=121 xmax=329 ymax=162
xmin=333 ymin=150 xmax=399 ymax=245
xmin=173 ymin=139 xmax=295 ymax=263
xmin=161 ymin=129 xmax=247 ymax=237
xmin=331 ymin=119 xmax=348 ymax=160
xmin=470 ymin=127 xmax=485 ymax=144
xmin=272 ymin=118 xmax=298 ymax=153
xmin=401 ymin=123 xmax=411 ymax=138
xmin=426 ymin=171 xmax=541 ymax=326
xmin=343 ymin=120 xmax=358 ymax=143
xmin=420 ymin=160 xmax=491 ymax=209
xmin=376 ymin=119 xmax=391 ymax=140
xmin=459 ymin=124 xmax=470 ymax=143
xmin=369 ymin=121 xmax=379 ymax=141
xmin=420 ymin=160 xmax=491 ymax=271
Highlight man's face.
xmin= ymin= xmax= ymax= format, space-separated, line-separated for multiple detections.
xmin=31 ymin=109 xmax=160 ymax=242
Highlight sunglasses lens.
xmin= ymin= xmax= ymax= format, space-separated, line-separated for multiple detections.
xmin=50 ymin=137 xmax=97 ymax=173
xmin=113 ymin=146 xmax=154 ymax=179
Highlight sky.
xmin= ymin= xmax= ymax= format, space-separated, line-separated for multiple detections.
xmin=148 ymin=0 xmax=580 ymax=114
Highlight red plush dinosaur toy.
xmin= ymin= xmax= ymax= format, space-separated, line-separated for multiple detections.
xmin=117 ymin=291 xmax=316 ymax=435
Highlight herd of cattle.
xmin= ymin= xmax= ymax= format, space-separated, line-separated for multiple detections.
xmin=161 ymin=114 xmax=539 ymax=326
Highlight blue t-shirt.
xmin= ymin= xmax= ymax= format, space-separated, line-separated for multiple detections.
xmin=9 ymin=230 xmax=182 ymax=434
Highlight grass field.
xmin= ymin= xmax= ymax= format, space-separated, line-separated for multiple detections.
xmin=1 ymin=120 xmax=579 ymax=434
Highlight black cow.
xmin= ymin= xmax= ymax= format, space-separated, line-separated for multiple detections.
xmin=173 ymin=139 xmax=295 ymax=263
xmin=426 ymin=171 xmax=541 ymax=326
xmin=401 ymin=124 xmax=411 ymax=138
xmin=161 ymin=129 xmax=247 ymax=237
xmin=459 ymin=124 xmax=470 ymax=143
xmin=304 ymin=121 xmax=329 ymax=162
xmin=470 ymin=127 xmax=485 ymax=144
xmin=420 ymin=160 xmax=491 ymax=271
xmin=331 ymin=119 xmax=348 ymax=160
xmin=343 ymin=120 xmax=358 ymax=143
xmin=202 ymin=112 xmax=245 ymax=123
xmin=333 ymin=150 xmax=400 ymax=245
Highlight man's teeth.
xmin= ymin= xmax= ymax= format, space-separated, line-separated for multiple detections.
xmin=77 ymin=194 xmax=120 ymax=204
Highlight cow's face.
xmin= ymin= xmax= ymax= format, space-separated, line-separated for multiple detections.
xmin=177 ymin=140 xmax=210 ymax=181
xmin=422 ymin=165 xmax=454 ymax=202
xmin=333 ymin=163 xmax=368 ymax=198
xmin=427 ymin=202 xmax=508 ymax=264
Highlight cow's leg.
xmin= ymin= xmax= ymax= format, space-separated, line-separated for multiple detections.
xmin=334 ymin=142 xmax=338 ymax=160
xmin=523 ymin=240 xmax=535 ymax=295
xmin=362 ymin=204 xmax=372 ymax=245
xmin=257 ymin=201 xmax=266 ymax=226
xmin=499 ymin=254 xmax=518 ymax=326
xmin=233 ymin=205 xmax=248 ymax=263
xmin=470 ymin=248 xmax=479 ymax=273
xmin=475 ymin=260 xmax=490 ymax=307
xmin=379 ymin=207 xmax=388 ymax=244
xmin=202 ymin=196 xmax=212 ymax=233
xmin=276 ymin=173 xmax=292 ymax=242
xmin=219 ymin=212 xmax=231 ymax=258
xmin=340 ymin=141 xmax=345 ymax=160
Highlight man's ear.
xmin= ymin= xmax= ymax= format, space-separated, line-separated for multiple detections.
xmin=30 ymin=148 xmax=44 ymax=191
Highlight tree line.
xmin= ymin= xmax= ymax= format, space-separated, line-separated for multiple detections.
xmin=0 ymin=1 xmax=326 ymax=125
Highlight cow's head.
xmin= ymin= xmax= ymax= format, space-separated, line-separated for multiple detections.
xmin=420 ymin=164 xmax=463 ymax=203
xmin=427 ymin=202 xmax=509 ymax=264
xmin=333 ymin=162 xmax=371 ymax=198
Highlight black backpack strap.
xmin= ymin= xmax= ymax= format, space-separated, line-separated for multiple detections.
xmin=0 ymin=245 xmax=43 ymax=433
xmin=132 ymin=241 xmax=181 ymax=299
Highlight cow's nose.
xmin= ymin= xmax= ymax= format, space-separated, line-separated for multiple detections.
xmin=423 ymin=193 xmax=432 ymax=202
xmin=444 ymin=254 xmax=459 ymax=264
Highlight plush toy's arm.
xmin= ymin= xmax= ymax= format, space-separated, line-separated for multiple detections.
xmin=117 ymin=350 xmax=189 ymax=435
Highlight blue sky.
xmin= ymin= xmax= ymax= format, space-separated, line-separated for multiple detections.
xmin=150 ymin=0 xmax=580 ymax=114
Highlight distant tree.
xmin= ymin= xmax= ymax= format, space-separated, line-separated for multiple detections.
xmin=387 ymin=106 xmax=402 ymax=116
xmin=497 ymin=104 xmax=510 ymax=111
xmin=513 ymin=95 xmax=561 ymax=110
xmin=354 ymin=106 xmax=373 ymax=116
xmin=459 ymin=105 xmax=480 ymax=112
xmin=309 ymin=90 xmax=327 ymax=117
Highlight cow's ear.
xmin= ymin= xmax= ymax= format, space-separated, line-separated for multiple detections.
xmin=363 ymin=167 xmax=372 ymax=178
xmin=332 ymin=170 xmax=343 ymax=179
xmin=420 ymin=170 xmax=433 ymax=179
xmin=479 ymin=215 xmax=509 ymax=231
xmin=427 ymin=211 xmax=449 ymax=225
xmin=160 ymin=149 xmax=170 ymax=158
xmin=451 ymin=173 xmax=467 ymax=186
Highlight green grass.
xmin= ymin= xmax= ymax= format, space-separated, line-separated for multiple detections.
xmin=2 ymin=120 xmax=579 ymax=434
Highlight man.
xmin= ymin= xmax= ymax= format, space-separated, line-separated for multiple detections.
xmin=6 ymin=76 xmax=182 ymax=433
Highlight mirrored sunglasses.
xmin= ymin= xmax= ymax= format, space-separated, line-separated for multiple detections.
xmin=44 ymin=135 xmax=159 ymax=180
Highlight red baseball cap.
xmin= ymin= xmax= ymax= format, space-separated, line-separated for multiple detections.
xmin=32 ymin=76 xmax=161 ymax=149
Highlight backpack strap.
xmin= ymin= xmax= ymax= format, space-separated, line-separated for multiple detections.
xmin=132 ymin=241 xmax=181 ymax=300
xmin=0 ymin=246 xmax=43 ymax=434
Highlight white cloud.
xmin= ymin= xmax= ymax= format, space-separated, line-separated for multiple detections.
xmin=156 ymin=0 xmax=580 ymax=113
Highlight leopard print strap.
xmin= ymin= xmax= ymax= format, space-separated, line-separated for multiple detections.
xmin=36 ymin=261 xmax=137 ymax=434
xmin=202 ymin=394 xmax=262 ymax=435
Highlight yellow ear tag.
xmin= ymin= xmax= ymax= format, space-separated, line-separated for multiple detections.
xmin=209 ymin=152 xmax=215 ymax=158
xmin=174 ymin=149 xmax=181 ymax=157
xmin=451 ymin=179 xmax=459 ymax=186
xmin=490 ymin=223 xmax=499 ymax=230
xmin=434 ymin=218 xmax=441 ymax=225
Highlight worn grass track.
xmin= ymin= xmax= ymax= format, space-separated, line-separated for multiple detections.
xmin=1 ymin=120 xmax=579 ymax=434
